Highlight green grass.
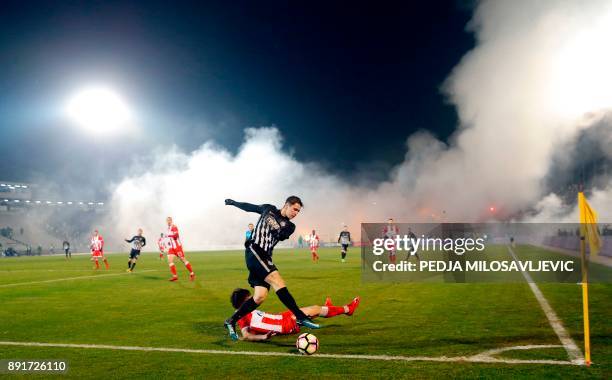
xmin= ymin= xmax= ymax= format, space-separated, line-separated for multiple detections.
xmin=0 ymin=247 xmax=610 ymax=379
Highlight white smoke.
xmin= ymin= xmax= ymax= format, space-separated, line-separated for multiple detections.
xmin=106 ymin=0 xmax=612 ymax=249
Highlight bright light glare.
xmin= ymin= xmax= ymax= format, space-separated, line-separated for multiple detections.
xmin=550 ymin=11 xmax=612 ymax=119
xmin=66 ymin=87 xmax=133 ymax=133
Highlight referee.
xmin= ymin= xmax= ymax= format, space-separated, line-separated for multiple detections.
xmin=125 ymin=228 xmax=146 ymax=272
xmin=223 ymin=196 xmax=320 ymax=341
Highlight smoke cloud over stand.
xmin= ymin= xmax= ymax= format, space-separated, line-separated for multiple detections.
xmin=107 ymin=0 xmax=612 ymax=249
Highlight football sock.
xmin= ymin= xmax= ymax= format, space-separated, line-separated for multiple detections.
xmin=95 ymin=259 xmax=100 ymax=269
xmin=276 ymin=287 xmax=308 ymax=320
xmin=131 ymin=262 xmax=136 ymax=270
xmin=229 ymin=297 xmax=259 ymax=324
xmin=169 ymin=263 xmax=177 ymax=276
xmin=104 ymin=259 xmax=109 ymax=269
xmin=341 ymin=252 xmax=346 ymax=260
xmin=128 ymin=261 xmax=131 ymax=269
xmin=184 ymin=261 xmax=194 ymax=274
xmin=320 ymin=305 xmax=346 ymax=317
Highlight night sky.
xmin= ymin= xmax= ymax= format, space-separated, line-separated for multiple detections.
xmin=0 ymin=1 xmax=474 ymax=194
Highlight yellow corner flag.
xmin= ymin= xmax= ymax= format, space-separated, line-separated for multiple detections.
xmin=577 ymin=191 xmax=600 ymax=366
xmin=578 ymin=192 xmax=601 ymax=256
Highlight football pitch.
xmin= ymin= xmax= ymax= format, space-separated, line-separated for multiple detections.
xmin=0 ymin=246 xmax=610 ymax=379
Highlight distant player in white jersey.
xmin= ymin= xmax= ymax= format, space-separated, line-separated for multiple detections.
xmin=382 ymin=218 xmax=399 ymax=264
xmin=157 ymin=233 xmax=167 ymax=260
xmin=308 ymin=229 xmax=320 ymax=263
xmin=90 ymin=229 xmax=109 ymax=270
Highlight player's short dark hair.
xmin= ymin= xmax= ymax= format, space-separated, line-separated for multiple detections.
xmin=285 ymin=196 xmax=303 ymax=207
xmin=230 ymin=288 xmax=251 ymax=309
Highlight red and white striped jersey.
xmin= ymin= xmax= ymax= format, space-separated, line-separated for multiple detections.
xmin=308 ymin=234 xmax=319 ymax=248
xmin=382 ymin=224 xmax=399 ymax=238
xmin=90 ymin=235 xmax=104 ymax=252
xmin=157 ymin=237 xmax=168 ymax=252
xmin=237 ymin=310 xmax=298 ymax=335
xmin=166 ymin=225 xmax=182 ymax=249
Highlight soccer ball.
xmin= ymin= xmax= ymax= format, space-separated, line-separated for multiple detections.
xmin=296 ymin=333 xmax=318 ymax=355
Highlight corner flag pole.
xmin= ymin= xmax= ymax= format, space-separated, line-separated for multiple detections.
xmin=579 ymin=232 xmax=591 ymax=366
xmin=578 ymin=190 xmax=595 ymax=366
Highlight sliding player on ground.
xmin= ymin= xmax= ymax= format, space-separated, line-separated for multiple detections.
xmin=90 ymin=229 xmax=109 ymax=270
xmin=125 ymin=228 xmax=146 ymax=272
xmin=308 ymin=229 xmax=320 ymax=263
xmin=230 ymin=288 xmax=360 ymax=341
xmin=337 ymin=225 xmax=351 ymax=263
xmin=223 ymin=196 xmax=320 ymax=341
xmin=165 ymin=217 xmax=195 ymax=281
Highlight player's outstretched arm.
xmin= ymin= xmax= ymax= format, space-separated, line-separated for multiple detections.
xmin=224 ymin=199 xmax=265 ymax=214
xmin=125 ymin=237 xmax=133 ymax=243
xmin=239 ymin=329 xmax=273 ymax=342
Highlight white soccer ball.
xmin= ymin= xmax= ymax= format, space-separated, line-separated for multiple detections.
xmin=296 ymin=333 xmax=319 ymax=355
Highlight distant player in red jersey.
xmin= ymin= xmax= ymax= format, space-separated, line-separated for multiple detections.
xmin=157 ymin=233 xmax=166 ymax=260
xmin=230 ymin=288 xmax=360 ymax=341
xmin=90 ymin=229 xmax=109 ymax=270
xmin=308 ymin=229 xmax=320 ymax=263
xmin=165 ymin=217 xmax=195 ymax=281
xmin=382 ymin=218 xmax=400 ymax=264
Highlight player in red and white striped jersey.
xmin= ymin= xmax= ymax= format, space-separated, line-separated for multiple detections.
xmin=382 ymin=218 xmax=400 ymax=264
xmin=308 ymin=230 xmax=320 ymax=263
xmin=231 ymin=288 xmax=360 ymax=341
xmin=157 ymin=233 xmax=167 ymax=260
xmin=90 ymin=229 xmax=109 ymax=270
xmin=165 ymin=217 xmax=195 ymax=281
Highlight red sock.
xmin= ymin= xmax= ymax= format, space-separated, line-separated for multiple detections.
xmin=160 ymin=253 xmax=163 ymax=258
xmin=321 ymin=305 xmax=346 ymax=318
xmin=185 ymin=262 xmax=193 ymax=273
xmin=170 ymin=264 xmax=177 ymax=276
xmin=104 ymin=259 xmax=109 ymax=269
xmin=95 ymin=259 xmax=100 ymax=269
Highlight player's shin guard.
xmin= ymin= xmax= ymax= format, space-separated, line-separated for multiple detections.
xmin=276 ymin=287 xmax=308 ymax=321
xmin=320 ymin=305 xmax=346 ymax=318
xmin=169 ymin=263 xmax=177 ymax=277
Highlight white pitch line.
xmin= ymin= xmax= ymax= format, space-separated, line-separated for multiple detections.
xmin=0 ymin=270 xmax=157 ymax=288
xmin=0 ymin=341 xmax=578 ymax=366
xmin=507 ymin=246 xmax=584 ymax=365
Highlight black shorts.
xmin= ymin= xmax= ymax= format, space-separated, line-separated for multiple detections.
xmin=245 ymin=245 xmax=277 ymax=289
xmin=129 ymin=249 xmax=141 ymax=259
xmin=341 ymin=244 xmax=349 ymax=252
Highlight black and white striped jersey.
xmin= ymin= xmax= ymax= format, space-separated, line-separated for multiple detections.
xmin=338 ymin=231 xmax=351 ymax=245
xmin=126 ymin=235 xmax=146 ymax=251
xmin=229 ymin=201 xmax=295 ymax=257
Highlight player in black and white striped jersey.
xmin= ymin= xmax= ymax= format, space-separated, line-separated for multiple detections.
xmin=125 ymin=228 xmax=146 ymax=272
xmin=223 ymin=195 xmax=320 ymax=341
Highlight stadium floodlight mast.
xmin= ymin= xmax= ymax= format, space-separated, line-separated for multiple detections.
xmin=65 ymin=86 xmax=133 ymax=134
